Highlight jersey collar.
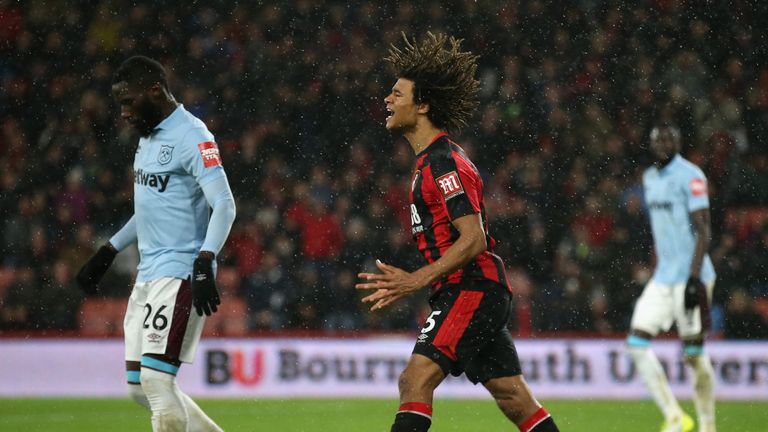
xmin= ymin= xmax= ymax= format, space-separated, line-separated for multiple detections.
xmin=153 ymin=104 xmax=185 ymax=132
xmin=416 ymin=132 xmax=449 ymax=156
xmin=658 ymin=153 xmax=682 ymax=172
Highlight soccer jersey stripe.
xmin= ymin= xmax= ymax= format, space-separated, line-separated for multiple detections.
xmin=417 ymin=163 xmax=444 ymax=289
xmin=166 ymin=278 xmax=192 ymax=360
xmin=432 ymin=290 xmax=484 ymax=360
xmin=409 ymin=135 xmax=511 ymax=294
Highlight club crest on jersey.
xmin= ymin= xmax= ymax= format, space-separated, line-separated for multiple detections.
xmin=435 ymin=171 xmax=464 ymax=200
xmin=690 ymin=178 xmax=707 ymax=197
xmin=198 ymin=141 xmax=222 ymax=168
xmin=157 ymin=145 xmax=174 ymax=165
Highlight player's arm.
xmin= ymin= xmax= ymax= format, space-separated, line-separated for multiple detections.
xmin=199 ymin=177 xmax=236 ymax=256
xmin=689 ymin=208 xmax=711 ymax=279
xmin=684 ymin=207 xmax=711 ymax=310
xmin=76 ymin=216 xmax=138 ymax=294
xmin=356 ymin=213 xmax=486 ymax=311
xmin=192 ymin=176 xmax=236 ymax=316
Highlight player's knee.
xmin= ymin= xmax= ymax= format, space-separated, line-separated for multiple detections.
xmin=397 ymin=367 xmax=420 ymax=394
xmin=397 ymin=366 xmax=436 ymax=396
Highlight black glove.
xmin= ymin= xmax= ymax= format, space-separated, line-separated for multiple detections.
xmin=684 ymin=276 xmax=705 ymax=310
xmin=76 ymin=244 xmax=117 ymax=295
xmin=192 ymin=254 xmax=220 ymax=316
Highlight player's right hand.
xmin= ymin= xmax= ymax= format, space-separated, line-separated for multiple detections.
xmin=75 ymin=244 xmax=118 ymax=295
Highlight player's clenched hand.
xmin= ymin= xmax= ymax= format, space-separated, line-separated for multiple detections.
xmin=192 ymin=253 xmax=220 ymax=316
xmin=356 ymin=260 xmax=426 ymax=311
xmin=684 ymin=276 xmax=705 ymax=310
xmin=76 ymin=244 xmax=118 ymax=295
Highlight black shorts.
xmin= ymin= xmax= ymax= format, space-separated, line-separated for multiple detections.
xmin=412 ymin=280 xmax=522 ymax=384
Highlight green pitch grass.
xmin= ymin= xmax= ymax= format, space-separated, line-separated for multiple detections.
xmin=0 ymin=398 xmax=765 ymax=431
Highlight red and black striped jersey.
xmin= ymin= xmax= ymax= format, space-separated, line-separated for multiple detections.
xmin=409 ymin=132 xmax=511 ymax=294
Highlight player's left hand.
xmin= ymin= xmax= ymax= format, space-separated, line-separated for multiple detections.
xmin=356 ymin=260 xmax=426 ymax=311
xmin=684 ymin=276 xmax=705 ymax=310
xmin=192 ymin=253 xmax=220 ymax=316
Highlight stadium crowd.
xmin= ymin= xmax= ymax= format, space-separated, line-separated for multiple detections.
xmin=1 ymin=1 xmax=767 ymax=338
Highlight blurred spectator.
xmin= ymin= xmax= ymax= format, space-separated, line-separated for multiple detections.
xmin=0 ymin=1 xmax=766 ymax=337
xmin=724 ymin=288 xmax=766 ymax=339
xmin=33 ymin=259 xmax=83 ymax=330
xmin=0 ymin=266 xmax=35 ymax=330
xmin=243 ymin=252 xmax=297 ymax=331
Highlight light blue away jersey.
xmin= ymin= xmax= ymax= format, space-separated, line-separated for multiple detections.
xmin=642 ymin=154 xmax=715 ymax=284
xmin=131 ymin=105 xmax=227 ymax=282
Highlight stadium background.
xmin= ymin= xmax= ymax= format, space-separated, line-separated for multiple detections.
xmin=1 ymin=1 xmax=766 ymax=338
xmin=1 ymin=2 xmax=767 ymax=430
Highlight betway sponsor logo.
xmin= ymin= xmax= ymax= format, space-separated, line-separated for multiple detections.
xmin=134 ymin=169 xmax=170 ymax=192
xmin=648 ymin=201 xmax=672 ymax=211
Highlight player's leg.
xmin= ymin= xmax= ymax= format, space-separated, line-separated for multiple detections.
xmin=628 ymin=280 xmax=690 ymax=431
xmin=140 ymin=354 xmax=189 ymax=431
xmin=682 ymin=340 xmax=715 ymax=432
xmin=390 ymin=353 xmax=446 ymax=432
xmin=483 ymin=375 xmax=558 ymax=431
xmin=140 ymin=352 xmax=223 ymax=432
xmin=391 ymin=286 xmax=483 ymax=432
xmin=677 ymin=282 xmax=716 ymax=432
xmin=140 ymin=277 xmax=222 ymax=432
xmin=472 ymin=317 xmax=558 ymax=431
xmin=124 ymin=281 xmax=150 ymax=410
xmin=127 ymin=361 xmax=150 ymax=409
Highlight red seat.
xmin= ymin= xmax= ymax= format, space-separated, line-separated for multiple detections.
xmin=0 ymin=267 xmax=16 ymax=299
xmin=202 ymin=297 xmax=248 ymax=337
xmin=78 ymin=297 xmax=128 ymax=336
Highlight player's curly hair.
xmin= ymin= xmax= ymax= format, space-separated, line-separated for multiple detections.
xmin=113 ymin=55 xmax=169 ymax=91
xmin=386 ymin=32 xmax=480 ymax=133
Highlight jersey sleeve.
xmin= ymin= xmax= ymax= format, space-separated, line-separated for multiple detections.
xmin=430 ymin=153 xmax=482 ymax=221
xmin=178 ymin=127 xmax=227 ymax=187
xmin=684 ymin=169 xmax=709 ymax=212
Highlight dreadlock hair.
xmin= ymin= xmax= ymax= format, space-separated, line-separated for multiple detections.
xmin=385 ymin=32 xmax=480 ymax=133
xmin=113 ymin=55 xmax=169 ymax=91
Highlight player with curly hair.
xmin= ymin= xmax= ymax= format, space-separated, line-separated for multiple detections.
xmin=357 ymin=33 xmax=560 ymax=432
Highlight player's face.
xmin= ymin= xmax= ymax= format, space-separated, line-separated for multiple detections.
xmin=111 ymin=81 xmax=164 ymax=137
xmin=649 ymin=127 xmax=679 ymax=162
xmin=384 ymin=78 xmax=421 ymax=134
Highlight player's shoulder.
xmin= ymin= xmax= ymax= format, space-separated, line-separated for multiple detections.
xmin=673 ymin=155 xmax=707 ymax=180
xmin=174 ymin=110 xmax=214 ymax=148
xmin=642 ymin=166 xmax=656 ymax=182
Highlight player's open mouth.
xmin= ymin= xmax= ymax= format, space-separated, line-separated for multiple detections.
xmin=386 ymin=107 xmax=394 ymax=121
